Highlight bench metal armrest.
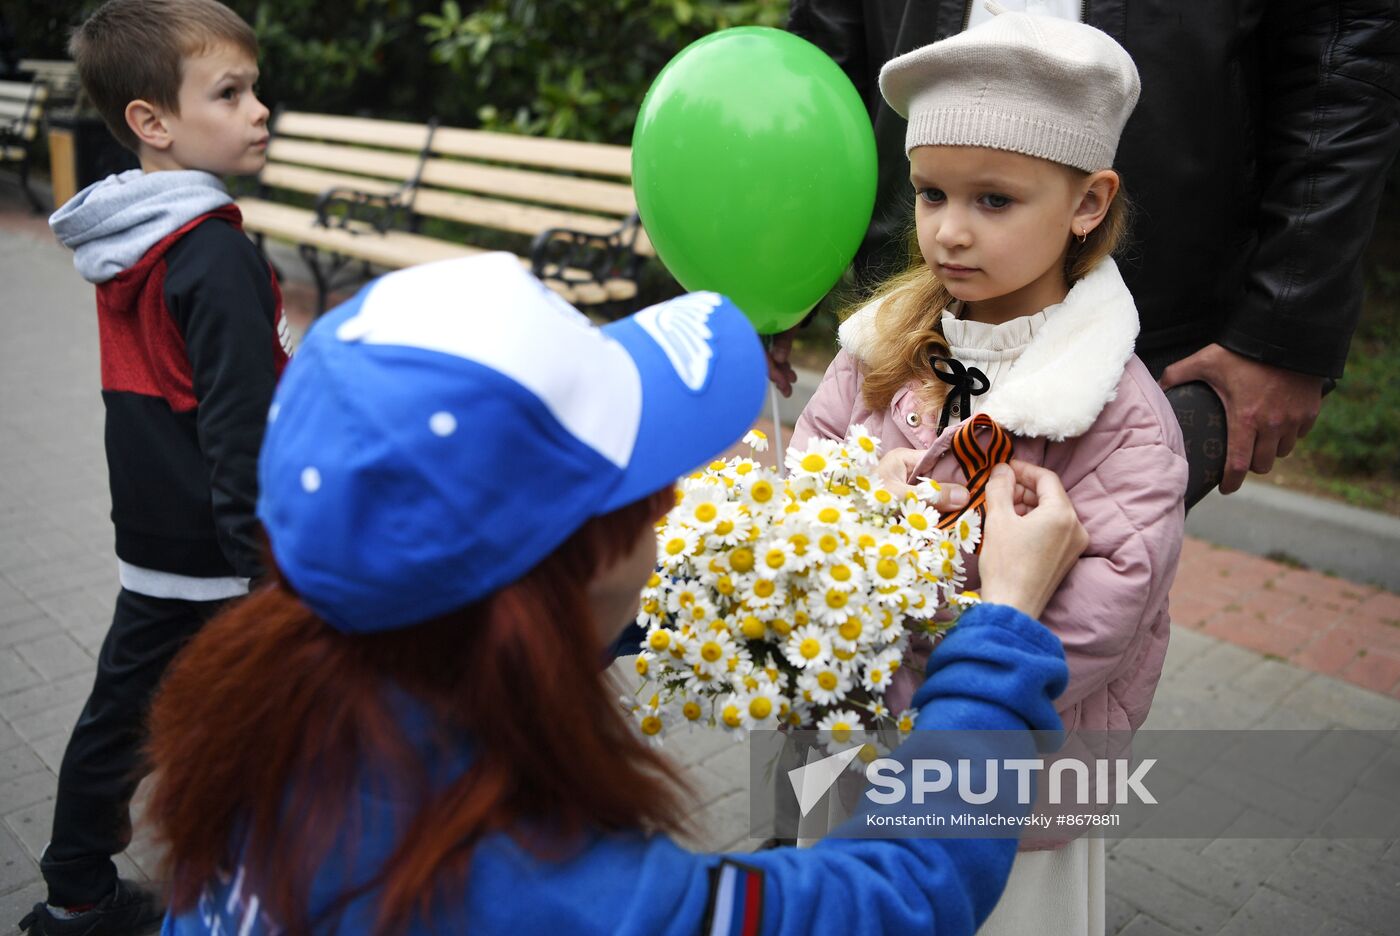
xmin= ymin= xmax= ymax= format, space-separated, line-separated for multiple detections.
xmin=313 ymin=186 xmax=409 ymax=235
xmin=529 ymin=212 xmax=644 ymax=287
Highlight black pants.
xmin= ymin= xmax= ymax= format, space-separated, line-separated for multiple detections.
xmin=40 ymin=588 xmax=226 ymax=906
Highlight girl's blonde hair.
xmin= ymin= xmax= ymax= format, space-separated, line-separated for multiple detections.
xmin=853 ymin=178 xmax=1132 ymax=414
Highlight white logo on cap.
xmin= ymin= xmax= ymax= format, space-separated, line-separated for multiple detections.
xmin=635 ymin=293 xmax=721 ymax=392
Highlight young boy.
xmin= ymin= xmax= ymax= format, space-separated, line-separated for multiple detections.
xmin=19 ymin=2 xmax=291 ymax=933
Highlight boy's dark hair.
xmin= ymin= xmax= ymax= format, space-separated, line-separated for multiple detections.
xmin=70 ymin=0 xmax=258 ymax=153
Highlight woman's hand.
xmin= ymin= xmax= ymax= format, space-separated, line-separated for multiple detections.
xmin=977 ymin=460 xmax=1088 ymax=619
xmin=875 ymin=447 xmax=970 ymax=510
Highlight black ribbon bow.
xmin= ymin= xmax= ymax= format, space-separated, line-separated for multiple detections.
xmin=931 ymin=355 xmax=990 ymax=433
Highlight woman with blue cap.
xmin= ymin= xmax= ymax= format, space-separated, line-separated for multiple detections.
xmin=146 ymin=252 xmax=1088 ymax=935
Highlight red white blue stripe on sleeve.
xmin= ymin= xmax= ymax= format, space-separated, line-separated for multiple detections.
xmin=704 ymin=860 xmax=764 ymax=936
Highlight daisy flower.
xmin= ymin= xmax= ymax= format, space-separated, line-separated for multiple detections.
xmin=679 ymin=696 xmax=707 ymax=729
xmin=664 ymin=579 xmax=706 ymax=617
xmin=676 ymin=483 xmax=727 ymax=533
xmin=818 ymin=560 xmax=865 ymax=596
xmin=910 ymin=477 xmax=943 ymax=503
xmin=630 ymin=692 xmax=673 ymax=748
xmin=716 ymin=692 xmax=749 ymax=738
xmin=783 ymin=624 xmax=832 ymax=669
xmin=657 ymin=527 xmax=699 ymax=572
xmin=860 ymin=650 xmax=900 ymax=694
xmin=741 ymin=575 xmax=787 ymax=613
xmin=742 ymin=429 xmax=769 ymax=452
xmin=844 ymin=425 xmax=881 ymax=461
xmin=739 ymin=476 xmax=780 ymax=511
xmin=802 ymin=493 xmax=856 ymax=528
xmin=816 ymin=708 xmax=864 ymax=752
xmin=685 ymin=628 xmax=737 ymax=679
xmin=798 ymin=663 xmax=852 ymax=706
xmin=786 ymin=438 xmax=843 ymax=480
xmin=739 ymin=683 xmax=784 ymax=730
xmin=755 ymin=538 xmax=799 ymax=579
xmin=704 ymin=501 xmax=751 ymax=549
xmin=643 ymin=625 xmax=677 ymax=656
xmin=900 ymin=502 xmax=939 ymax=537
xmin=896 ymin=707 xmax=919 ymax=735
xmin=952 ymin=511 xmax=982 ymax=550
xmin=809 ymin=584 xmax=858 ymax=625
xmin=831 ymin=612 xmax=871 ymax=652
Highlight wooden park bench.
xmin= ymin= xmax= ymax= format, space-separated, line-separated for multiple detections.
xmin=0 ymin=76 xmax=50 ymax=212
xmin=237 ymin=111 xmax=655 ymax=313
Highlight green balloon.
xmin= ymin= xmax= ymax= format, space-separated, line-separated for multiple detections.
xmin=633 ymin=27 xmax=877 ymax=334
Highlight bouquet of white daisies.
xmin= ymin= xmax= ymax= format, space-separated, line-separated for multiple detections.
xmin=625 ymin=427 xmax=981 ymax=750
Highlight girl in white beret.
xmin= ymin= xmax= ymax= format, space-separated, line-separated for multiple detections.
xmin=791 ymin=6 xmax=1189 ymax=934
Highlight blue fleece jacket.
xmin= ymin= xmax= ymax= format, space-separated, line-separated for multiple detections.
xmin=163 ymin=603 xmax=1067 ymax=936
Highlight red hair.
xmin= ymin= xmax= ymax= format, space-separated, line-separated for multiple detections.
xmin=145 ymin=488 xmax=688 ymax=935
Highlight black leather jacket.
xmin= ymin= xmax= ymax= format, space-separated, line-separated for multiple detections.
xmin=788 ymin=0 xmax=1400 ymax=378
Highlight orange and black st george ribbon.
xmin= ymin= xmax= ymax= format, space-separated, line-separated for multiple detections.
xmin=935 ymin=413 xmax=1014 ymax=553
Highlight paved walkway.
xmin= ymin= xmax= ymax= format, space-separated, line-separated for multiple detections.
xmin=1 ymin=199 xmax=1397 ymax=934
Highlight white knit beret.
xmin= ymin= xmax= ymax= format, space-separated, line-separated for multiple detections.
xmin=878 ymin=8 xmax=1141 ymax=172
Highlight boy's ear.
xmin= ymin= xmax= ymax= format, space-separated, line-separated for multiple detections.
xmin=125 ymin=99 xmax=173 ymax=151
xmin=1072 ymin=169 xmax=1120 ymax=238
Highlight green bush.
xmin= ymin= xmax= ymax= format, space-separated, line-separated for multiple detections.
xmin=1302 ymin=257 xmax=1400 ymax=478
xmin=419 ymin=0 xmax=785 ymax=143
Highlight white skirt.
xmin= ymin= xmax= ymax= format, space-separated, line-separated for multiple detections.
xmin=976 ymin=838 xmax=1106 ymax=936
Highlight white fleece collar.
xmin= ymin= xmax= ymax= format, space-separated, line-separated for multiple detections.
xmin=837 ymin=258 xmax=1139 ymax=441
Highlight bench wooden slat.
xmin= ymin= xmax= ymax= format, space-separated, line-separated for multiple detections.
xmin=411 ymin=188 xmax=655 ymax=257
xmin=259 ymin=164 xmax=403 ymax=199
xmin=274 ymin=112 xmax=432 ymax=151
xmin=419 ymin=158 xmax=636 ymax=217
xmin=239 ymin=199 xmax=635 ymax=306
xmin=0 ymin=100 xmax=37 ymax=119
xmin=430 ymin=126 xmax=631 ymax=179
xmin=268 ymin=138 xmax=421 ymax=182
xmin=0 ymin=80 xmax=44 ymax=100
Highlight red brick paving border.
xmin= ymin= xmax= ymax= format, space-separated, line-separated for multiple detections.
xmin=8 ymin=197 xmax=1398 ymax=702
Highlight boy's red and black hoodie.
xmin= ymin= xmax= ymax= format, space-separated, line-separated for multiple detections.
xmin=51 ymin=169 xmax=291 ymax=586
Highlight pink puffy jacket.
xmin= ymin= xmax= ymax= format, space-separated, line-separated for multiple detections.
xmin=791 ymin=259 xmax=1188 ymax=735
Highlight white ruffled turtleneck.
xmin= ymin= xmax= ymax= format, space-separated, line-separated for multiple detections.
xmin=939 ymin=302 xmax=1056 ymax=420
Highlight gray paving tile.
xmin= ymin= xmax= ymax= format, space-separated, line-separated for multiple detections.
xmin=0 ymin=746 xmax=44 ymax=786
xmin=1265 ymin=840 xmax=1400 ymax=933
xmin=1106 ymin=852 xmax=1235 ymax=935
xmin=0 ymin=648 xmax=42 ymax=695
xmin=1119 ymin=914 xmax=1196 ymax=936
xmin=4 ymin=797 xmax=52 ymax=861
xmin=0 ymin=880 xmax=46 ymax=930
xmin=0 ymin=610 xmax=48 ymax=645
xmin=1275 ymin=675 xmax=1400 ymax=730
xmin=0 ymin=819 xmax=41 ymax=893
xmin=1229 ymin=657 xmax=1313 ymax=706
xmin=1113 ymin=838 xmax=1266 ymax=912
xmin=1106 ymin=891 xmax=1138 ymax=935
xmin=3 ymin=771 xmax=55 ymax=814
xmin=1317 ymin=918 xmax=1387 ymax=936
xmin=30 ymin=731 xmax=70 ymax=775
xmin=1215 ymin=887 xmax=1329 ymax=936
xmin=0 ymin=673 xmax=91 ymax=722
xmin=13 ymin=634 xmax=92 ymax=681
xmin=10 ymin=697 xmax=83 ymax=745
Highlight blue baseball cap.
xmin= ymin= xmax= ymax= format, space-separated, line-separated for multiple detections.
xmin=257 ymin=253 xmax=768 ymax=633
